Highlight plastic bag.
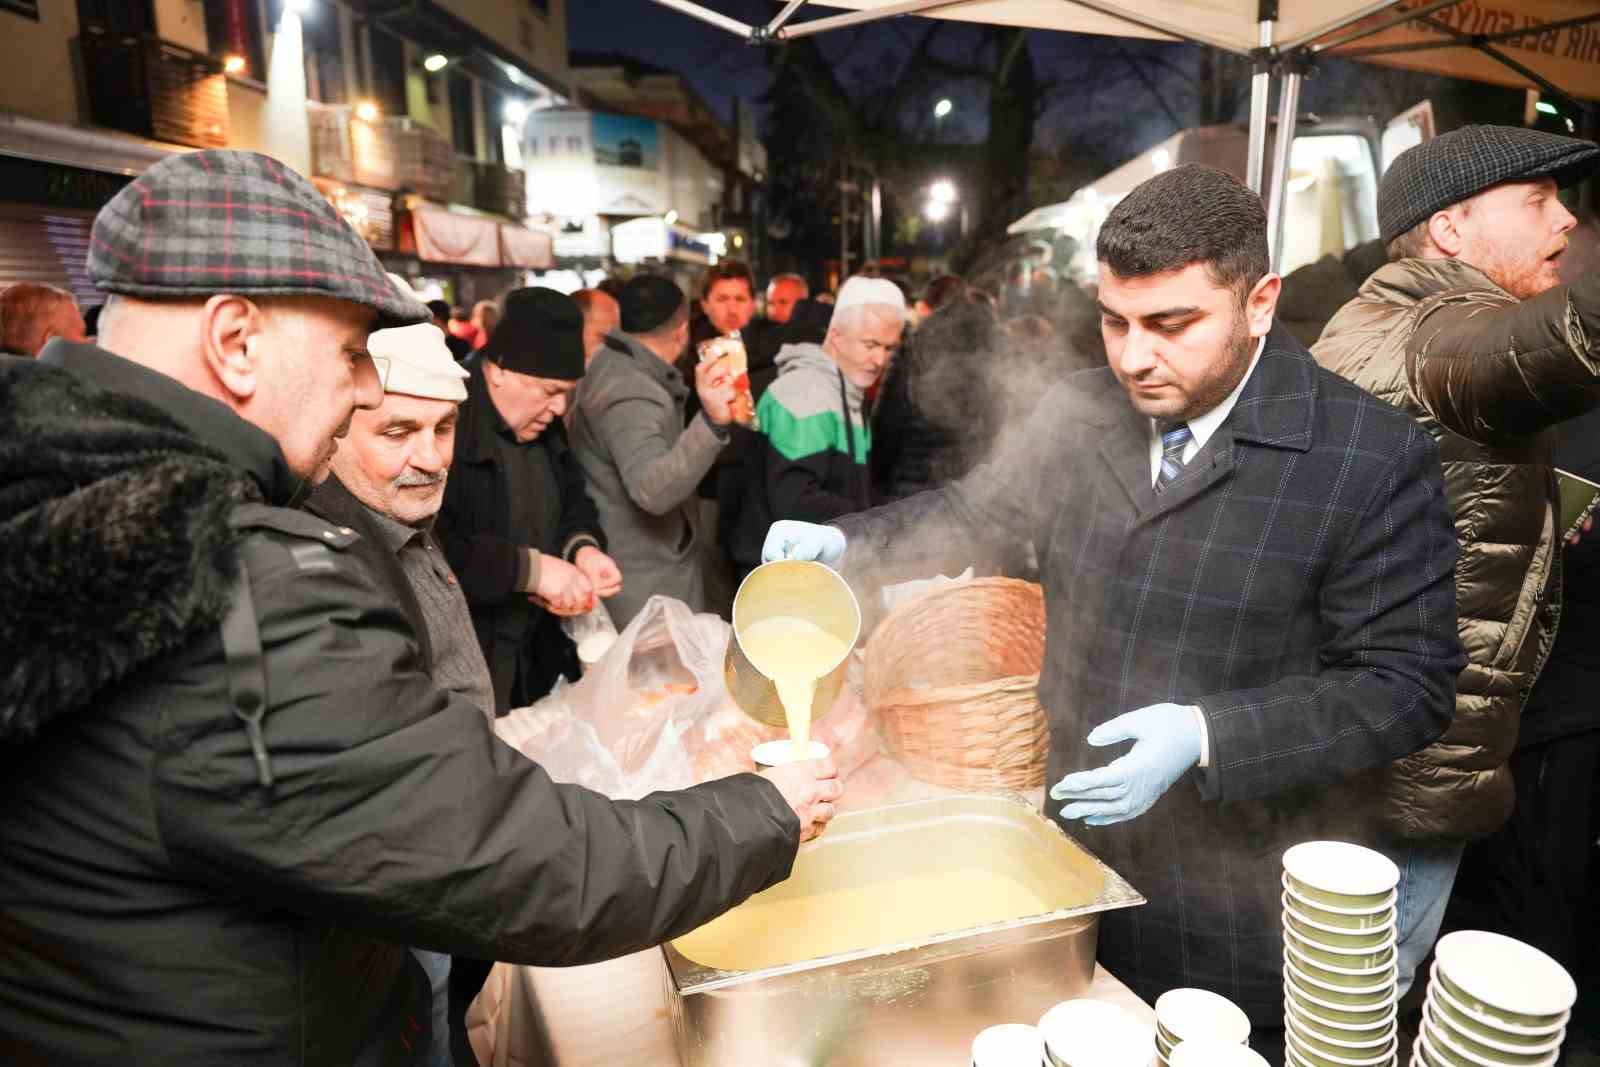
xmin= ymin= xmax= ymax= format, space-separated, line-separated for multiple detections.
xmin=560 ymin=600 xmax=619 ymax=669
xmin=497 ymin=595 xmax=726 ymax=800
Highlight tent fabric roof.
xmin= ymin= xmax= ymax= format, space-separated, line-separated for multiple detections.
xmin=796 ymin=1 xmax=1407 ymax=54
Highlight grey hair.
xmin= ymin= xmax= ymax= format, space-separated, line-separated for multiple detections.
xmin=829 ymin=303 xmax=906 ymax=338
xmin=767 ymin=272 xmax=809 ymax=296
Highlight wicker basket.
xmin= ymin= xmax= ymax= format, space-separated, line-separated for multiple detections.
xmin=864 ymin=578 xmax=1049 ymax=790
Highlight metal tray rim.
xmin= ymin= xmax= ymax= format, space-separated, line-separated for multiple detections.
xmin=662 ymin=792 xmax=1144 ymax=996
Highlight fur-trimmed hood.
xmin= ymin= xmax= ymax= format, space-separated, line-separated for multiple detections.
xmin=0 ymin=348 xmax=277 ymax=742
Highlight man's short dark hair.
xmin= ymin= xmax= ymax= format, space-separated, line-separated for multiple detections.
xmin=1096 ymin=164 xmax=1269 ymax=301
xmin=425 ymin=299 xmax=451 ymax=321
xmin=699 ymin=258 xmax=755 ymax=300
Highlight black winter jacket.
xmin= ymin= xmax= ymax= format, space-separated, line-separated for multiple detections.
xmin=0 ymin=345 xmax=800 ymax=1066
xmin=1520 ymin=406 xmax=1600 ymax=747
xmin=436 ymin=359 xmax=606 ymax=712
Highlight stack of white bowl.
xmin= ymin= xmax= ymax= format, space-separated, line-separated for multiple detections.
xmin=1282 ymin=841 xmax=1401 ymax=1067
xmin=1411 ymin=930 xmax=1576 ymax=1067
xmin=1037 ymin=999 xmax=1152 ymax=1067
xmin=1154 ymin=988 xmax=1252 ymax=1066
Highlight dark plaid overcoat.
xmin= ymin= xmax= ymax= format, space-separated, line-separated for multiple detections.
xmin=838 ymin=322 xmax=1464 ymax=1022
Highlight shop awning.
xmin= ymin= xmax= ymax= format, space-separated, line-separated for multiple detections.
xmin=404 ymin=204 xmax=501 ymax=267
xmin=499 ymin=223 xmax=554 ymax=269
xmin=399 ymin=202 xmax=554 ymax=269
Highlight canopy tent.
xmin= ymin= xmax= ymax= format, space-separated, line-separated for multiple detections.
xmin=646 ymin=0 xmax=1600 ymax=267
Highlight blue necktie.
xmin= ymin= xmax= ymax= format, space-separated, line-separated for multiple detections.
xmin=1157 ymin=421 xmax=1192 ymax=490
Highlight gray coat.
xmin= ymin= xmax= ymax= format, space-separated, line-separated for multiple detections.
xmin=571 ymin=330 xmax=726 ymax=627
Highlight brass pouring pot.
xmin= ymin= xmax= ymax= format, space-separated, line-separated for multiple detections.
xmin=724 ymin=560 xmax=861 ymax=728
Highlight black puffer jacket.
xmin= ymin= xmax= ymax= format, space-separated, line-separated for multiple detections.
xmin=0 ymin=345 xmax=800 ymax=1066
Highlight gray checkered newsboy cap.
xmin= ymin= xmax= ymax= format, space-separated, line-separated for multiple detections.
xmin=89 ymin=150 xmax=429 ymax=330
xmin=1379 ymin=124 xmax=1600 ymax=244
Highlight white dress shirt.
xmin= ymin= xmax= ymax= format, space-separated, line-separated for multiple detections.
xmin=1141 ymin=335 xmax=1266 ymax=767
xmin=1146 ymin=336 xmax=1266 ymax=485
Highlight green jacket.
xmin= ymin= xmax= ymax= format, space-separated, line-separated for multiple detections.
xmin=1314 ymin=257 xmax=1600 ymax=839
xmin=730 ymin=342 xmax=873 ymax=569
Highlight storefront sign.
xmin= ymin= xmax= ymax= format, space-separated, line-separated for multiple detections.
xmin=0 ymin=156 xmax=131 ymax=211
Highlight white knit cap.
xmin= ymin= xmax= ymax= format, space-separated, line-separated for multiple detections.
xmin=830 ymin=276 xmax=907 ymax=325
xmin=371 ymin=274 xmax=469 ymax=402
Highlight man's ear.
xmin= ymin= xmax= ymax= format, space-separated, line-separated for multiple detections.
xmin=1426 ymin=208 xmax=1467 ymax=258
xmin=1246 ymin=273 xmax=1282 ymax=340
xmin=199 ymin=294 xmax=263 ymax=403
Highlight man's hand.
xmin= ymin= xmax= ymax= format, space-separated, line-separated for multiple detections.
xmin=532 ymin=554 xmax=595 ymax=616
xmin=761 ymin=520 xmax=847 ymax=568
xmin=1568 ymin=513 xmax=1594 ymax=546
xmin=573 ymin=546 xmax=623 ymax=599
xmin=759 ymin=758 xmax=845 ymax=843
xmin=694 ymin=359 xmax=738 ymax=427
xmin=1049 ymin=703 xmax=1203 ymax=826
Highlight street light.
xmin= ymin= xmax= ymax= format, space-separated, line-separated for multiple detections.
xmin=223 ymin=54 xmax=246 ymax=75
xmin=355 ymin=100 xmax=380 ymax=123
xmin=929 ymin=179 xmax=957 ymax=205
xmin=925 ymin=199 xmax=950 ymax=223
xmin=423 ymin=53 xmax=449 ymax=73
xmin=934 ymin=99 xmax=953 ymax=119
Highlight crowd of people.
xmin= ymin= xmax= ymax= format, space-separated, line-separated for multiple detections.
xmin=0 ymin=121 xmax=1596 ymax=1066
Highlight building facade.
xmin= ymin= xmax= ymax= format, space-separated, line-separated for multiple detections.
xmin=0 ymin=0 xmax=568 ymax=307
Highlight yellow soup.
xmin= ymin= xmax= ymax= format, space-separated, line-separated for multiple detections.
xmin=673 ymin=868 xmax=1053 ymax=971
xmin=738 ymin=615 xmax=850 ymax=750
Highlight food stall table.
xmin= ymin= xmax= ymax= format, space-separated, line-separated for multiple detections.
xmin=468 ymin=750 xmax=1153 ymax=1066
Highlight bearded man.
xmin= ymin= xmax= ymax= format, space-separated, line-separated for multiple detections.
xmin=1315 ymin=125 xmax=1600 ymax=998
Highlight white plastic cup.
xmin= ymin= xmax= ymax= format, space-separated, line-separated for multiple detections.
xmin=751 ymin=739 xmax=831 ymax=770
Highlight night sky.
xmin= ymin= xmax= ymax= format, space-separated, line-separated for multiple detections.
xmin=568 ymin=1 xmax=1505 ymax=173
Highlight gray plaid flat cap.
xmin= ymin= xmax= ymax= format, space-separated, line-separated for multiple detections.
xmin=89 ymin=150 xmax=429 ymax=330
xmin=1379 ymin=124 xmax=1600 ymax=244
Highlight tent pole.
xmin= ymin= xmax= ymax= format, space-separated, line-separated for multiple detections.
xmin=1247 ymin=18 xmax=1275 ymax=194
xmin=767 ymin=0 xmax=811 ymax=35
xmin=1266 ymin=68 xmax=1302 ymax=272
xmin=645 ymin=0 xmax=753 ymax=39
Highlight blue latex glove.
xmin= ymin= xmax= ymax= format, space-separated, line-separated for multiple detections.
xmin=1048 ymin=703 xmax=1203 ymax=827
xmin=761 ymin=520 xmax=847 ymax=568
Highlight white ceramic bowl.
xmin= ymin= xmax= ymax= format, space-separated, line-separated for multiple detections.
xmin=972 ymin=1023 xmax=1045 ymax=1067
xmin=1283 ymin=895 xmax=1398 ymax=944
xmin=1421 ymin=1017 xmax=1558 ymax=1067
xmin=1433 ymin=931 xmax=1577 ymax=1022
xmin=1283 ymin=953 xmax=1398 ymax=999
xmin=1285 ymin=1028 xmax=1398 ymax=1067
xmin=1287 ymin=996 xmax=1399 ymax=1034
xmin=1286 ymin=939 xmax=1398 ymax=978
xmin=1282 ymin=841 xmax=1399 ymax=904
xmin=1170 ymin=1039 xmax=1272 ymax=1067
xmin=1038 ymin=999 xmax=1153 ymax=1067
xmin=1424 ymin=997 xmax=1563 ymax=1057
xmin=1282 ymin=872 xmax=1398 ymax=919
xmin=1287 ymin=1010 xmax=1396 ymax=1051
xmin=1154 ymin=988 xmax=1252 ymax=1045
xmin=1285 ymin=977 xmax=1400 ymax=1026
xmin=1430 ymin=965 xmax=1569 ymax=1039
